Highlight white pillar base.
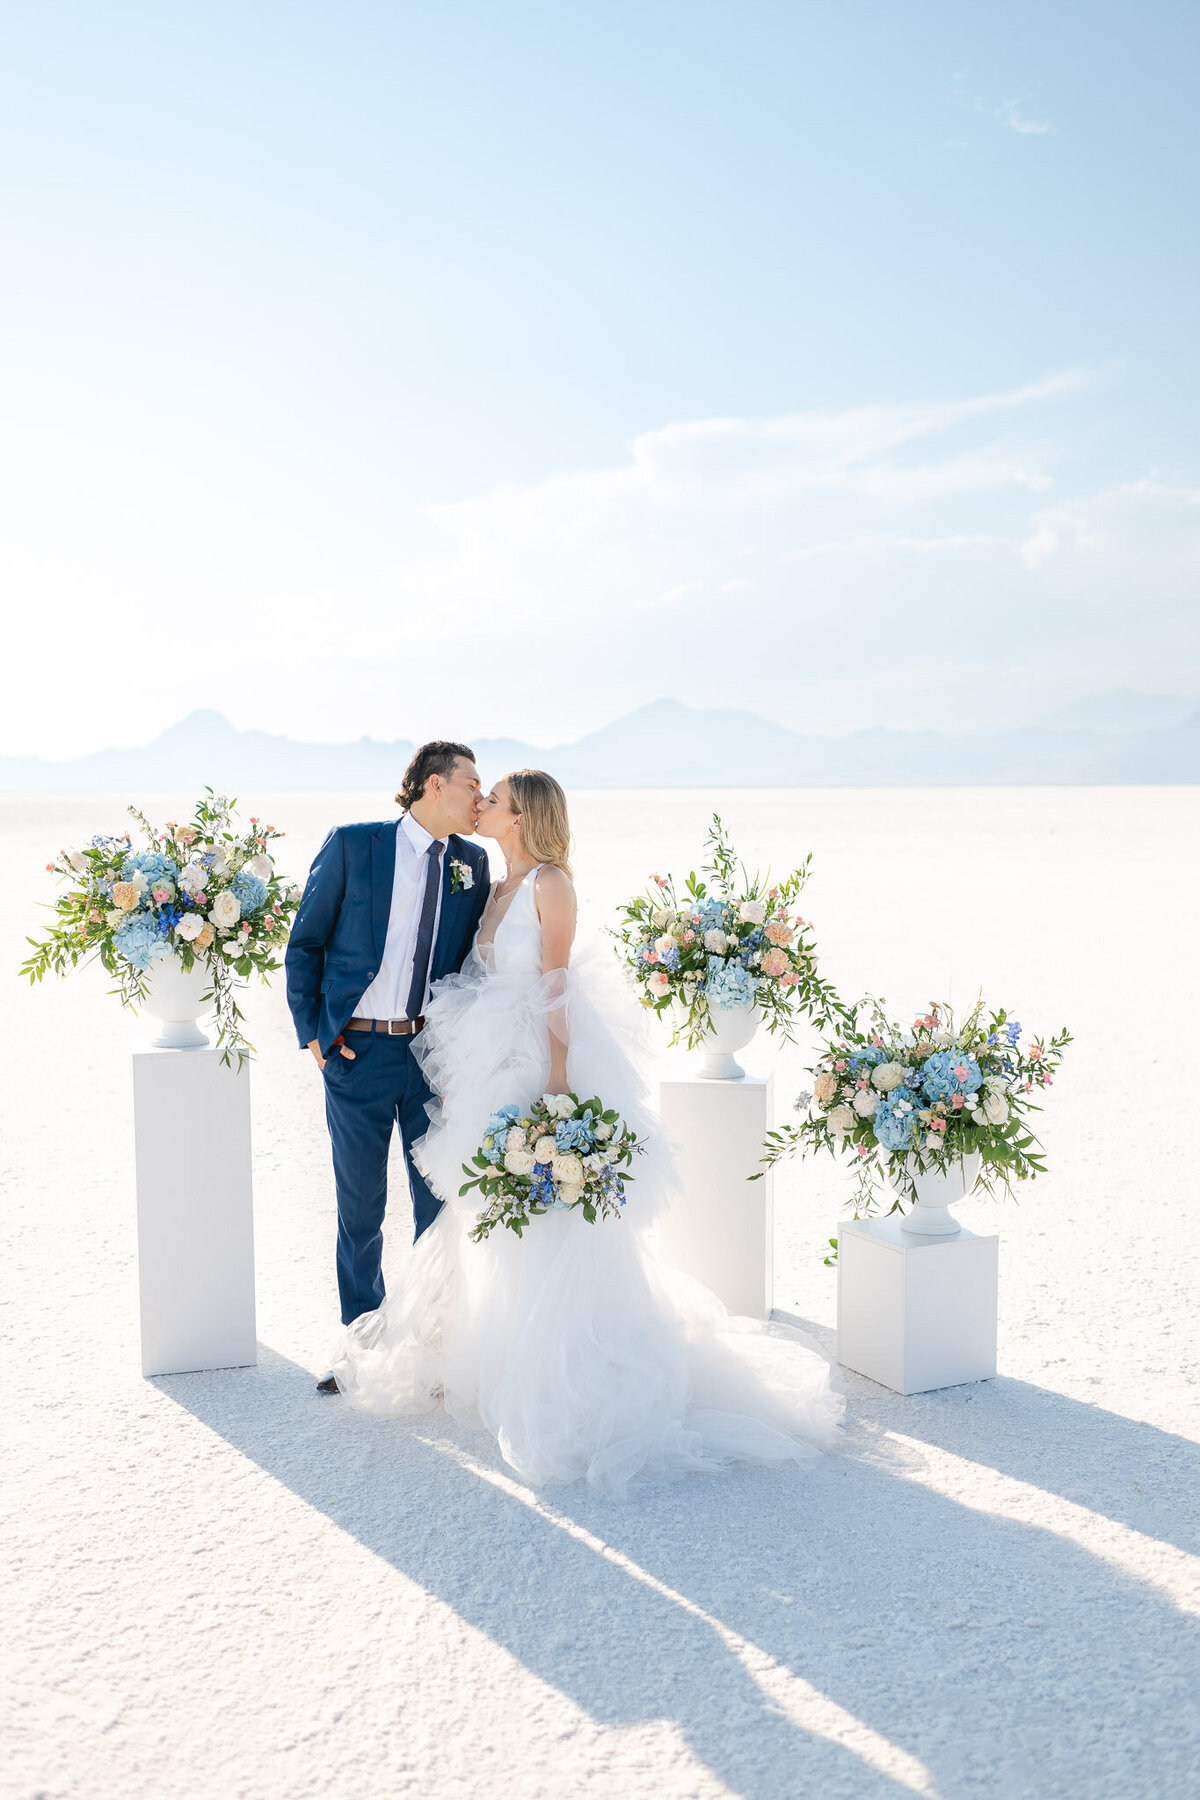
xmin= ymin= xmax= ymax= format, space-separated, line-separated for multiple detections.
xmin=132 ymin=1044 xmax=257 ymax=1378
xmin=836 ymin=1214 xmax=997 ymax=1395
xmin=656 ymin=1071 xmax=773 ymax=1319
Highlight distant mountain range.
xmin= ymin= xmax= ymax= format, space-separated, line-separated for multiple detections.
xmin=1 ymin=692 xmax=1197 ymax=791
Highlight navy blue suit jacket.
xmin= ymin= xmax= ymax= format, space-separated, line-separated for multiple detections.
xmin=284 ymin=819 xmax=491 ymax=1055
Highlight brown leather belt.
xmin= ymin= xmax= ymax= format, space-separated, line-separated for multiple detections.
xmin=345 ymin=1016 xmax=425 ymax=1036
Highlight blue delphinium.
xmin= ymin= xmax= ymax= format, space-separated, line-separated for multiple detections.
xmin=1005 ymin=1021 xmax=1022 ymax=1045
xmin=531 ymin=1165 xmax=560 ymax=1208
xmin=113 ymin=915 xmax=173 ymax=970
xmin=122 ymin=851 xmax=179 ymax=886
xmin=658 ymin=945 xmax=681 ymax=970
xmin=920 ymin=1049 xmax=983 ymax=1102
xmin=231 ymin=871 xmax=269 ymax=913
xmin=872 ymin=1092 xmax=918 ymax=1152
xmin=704 ymin=956 xmax=757 ymax=1011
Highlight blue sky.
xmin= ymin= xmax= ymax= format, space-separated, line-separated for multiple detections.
xmin=2 ymin=1 xmax=1197 ymax=756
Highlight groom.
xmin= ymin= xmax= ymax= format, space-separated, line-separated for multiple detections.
xmin=285 ymin=742 xmax=491 ymax=1387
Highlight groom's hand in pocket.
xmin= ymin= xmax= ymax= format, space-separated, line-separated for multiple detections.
xmin=308 ymin=1035 xmax=356 ymax=1071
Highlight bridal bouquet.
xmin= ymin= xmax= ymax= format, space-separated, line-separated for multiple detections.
xmin=461 ymin=1091 xmax=644 ymax=1241
xmin=20 ymin=790 xmax=301 ymax=1066
xmin=756 ymin=997 xmax=1072 ymax=1213
xmin=614 ymin=814 xmax=848 ymax=1049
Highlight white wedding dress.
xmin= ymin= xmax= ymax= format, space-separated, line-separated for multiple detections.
xmin=332 ymin=865 xmax=844 ymax=1496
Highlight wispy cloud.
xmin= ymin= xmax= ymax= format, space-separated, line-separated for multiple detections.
xmin=1001 ymin=101 xmax=1054 ymax=136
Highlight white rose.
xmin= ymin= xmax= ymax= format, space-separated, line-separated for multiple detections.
xmin=210 ymin=891 xmax=241 ymax=929
xmin=738 ymin=900 xmax=766 ymax=925
xmin=178 ymin=862 xmax=207 ymax=896
xmin=651 ymin=907 xmax=673 ymax=930
xmin=533 ymin=1136 xmax=558 ymax=1163
xmin=105 ymin=908 xmax=125 ymax=927
xmin=871 ymin=1062 xmax=908 ymax=1092
xmin=175 ymin=913 xmax=204 ymax=941
xmin=551 ymin=1153 xmax=584 ymax=1186
xmin=647 ymin=970 xmax=671 ymax=996
xmin=557 ymin=1182 xmax=584 ymax=1207
xmin=932 ymin=1029 xmax=953 ymax=1048
xmin=982 ymin=1091 xmax=1009 ymax=1125
xmin=287 ymin=885 xmax=303 ymax=904
xmin=853 ymin=1089 xmax=878 ymax=1117
xmin=983 ymin=1074 xmax=1007 ymax=1094
xmin=245 ymin=854 xmax=273 ymax=880
xmin=593 ymin=1121 xmax=613 ymax=1141
xmin=504 ymin=1149 xmax=535 ymax=1176
xmin=130 ymin=870 xmax=148 ymax=893
xmin=542 ymin=1093 xmax=576 ymax=1119
xmin=208 ymin=846 xmax=231 ymax=875
xmin=505 ymin=1127 xmax=527 ymax=1151
xmin=583 ymin=1152 xmax=606 ymax=1173
xmin=223 ymin=938 xmax=244 ymax=958
xmin=654 ymin=933 xmax=677 ymax=955
xmin=67 ymin=850 xmax=88 ymax=875
xmin=704 ymin=928 xmax=727 ymax=954
xmin=826 ymin=1105 xmax=856 ymax=1136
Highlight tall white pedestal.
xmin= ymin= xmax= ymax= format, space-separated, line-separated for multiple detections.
xmin=837 ymin=1214 xmax=997 ymax=1395
xmin=656 ymin=1072 xmax=772 ymax=1319
xmin=132 ymin=1045 xmax=257 ymax=1378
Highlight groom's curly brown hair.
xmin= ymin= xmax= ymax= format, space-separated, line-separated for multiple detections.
xmin=396 ymin=741 xmax=476 ymax=811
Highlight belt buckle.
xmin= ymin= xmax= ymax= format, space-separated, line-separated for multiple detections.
xmin=390 ymin=1019 xmax=405 ymax=1035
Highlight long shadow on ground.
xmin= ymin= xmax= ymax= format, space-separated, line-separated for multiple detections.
xmin=158 ymin=1348 xmax=1200 ymax=1800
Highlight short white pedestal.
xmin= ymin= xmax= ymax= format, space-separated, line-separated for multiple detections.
xmin=132 ymin=1045 xmax=257 ymax=1378
xmin=656 ymin=1072 xmax=772 ymax=1319
xmin=837 ymin=1214 xmax=997 ymax=1395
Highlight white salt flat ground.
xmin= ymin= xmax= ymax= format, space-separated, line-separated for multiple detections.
xmin=2 ymin=787 xmax=1197 ymax=1800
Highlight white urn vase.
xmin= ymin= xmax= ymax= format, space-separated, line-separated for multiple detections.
xmin=693 ymin=1004 xmax=761 ymax=1081
xmin=892 ymin=1151 xmax=983 ymax=1236
xmin=141 ymin=955 xmax=213 ymax=1050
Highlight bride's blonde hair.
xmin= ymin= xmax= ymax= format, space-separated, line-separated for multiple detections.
xmin=506 ymin=769 xmax=572 ymax=878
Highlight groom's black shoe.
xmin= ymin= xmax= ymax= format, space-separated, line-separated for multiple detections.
xmin=316 ymin=1371 xmax=340 ymax=1394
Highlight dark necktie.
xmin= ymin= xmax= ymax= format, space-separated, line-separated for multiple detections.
xmin=405 ymin=839 xmax=443 ymax=1021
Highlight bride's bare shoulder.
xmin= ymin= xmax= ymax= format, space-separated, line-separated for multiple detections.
xmin=533 ymin=864 xmax=577 ymax=913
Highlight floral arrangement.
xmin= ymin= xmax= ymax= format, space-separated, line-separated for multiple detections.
xmin=755 ymin=997 xmax=1071 ymax=1215
xmin=20 ymin=790 xmax=301 ymax=1066
xmin=460 ymin=1090 xmax=644 ymax=1241
xmin=613 ymin=814 xmax=849 ymax=1049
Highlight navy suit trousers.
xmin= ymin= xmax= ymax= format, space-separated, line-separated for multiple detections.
xmin=322 ymin=1031 xmax=441 ymax=1326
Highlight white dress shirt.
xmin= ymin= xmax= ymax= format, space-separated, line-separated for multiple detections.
xmin=355 ymin=812 xmax=446 ymax=1020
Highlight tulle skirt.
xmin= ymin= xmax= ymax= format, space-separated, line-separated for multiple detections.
xmin=332 ymin=943 xmax=844 ymax=1496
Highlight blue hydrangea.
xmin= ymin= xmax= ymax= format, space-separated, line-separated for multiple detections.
xmin=705 ymin=956 xmax=758 ymax=1011
xmin=231 ymin=871 xmax=269 ymax=913
xmin=555 ymin=1113 xmax=594 ymax=1153
xmin=921 ymin=1050 xmax=983 ymax=1103
xmin=696 ymin=897 xmax=731 ymax=928
xmin=113 ymin=915 xmax=174 ymax=971
xmin=122 ymin=851 xmax=179 ymax=886
xmin=658 ymin=945 xmax=680 ymax=970
xmin=872 ymin=1092 xmax=918 ymax=1152
xmin=482 ymin=1104 xmax=521 ymax=1163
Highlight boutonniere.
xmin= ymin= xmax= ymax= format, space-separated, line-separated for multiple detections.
xmin=450 ymin=857 xmax=474 ymax=894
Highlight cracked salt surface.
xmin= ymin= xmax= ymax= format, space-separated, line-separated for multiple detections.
xmin=2 ymin=787 xmax=1198 ymax=1799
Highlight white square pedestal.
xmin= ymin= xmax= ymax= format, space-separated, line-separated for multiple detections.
xmin=656 ymin=1072 xmax=772 ymax=1319
xmin=837 ymin=1214 xmax=997 ymax=1395
xmin=132 ymin=1045 xmax=257 ymax=1378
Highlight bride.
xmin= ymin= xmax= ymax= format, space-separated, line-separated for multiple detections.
xmin=332 ymin=770 xmax=844 ymax=1495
